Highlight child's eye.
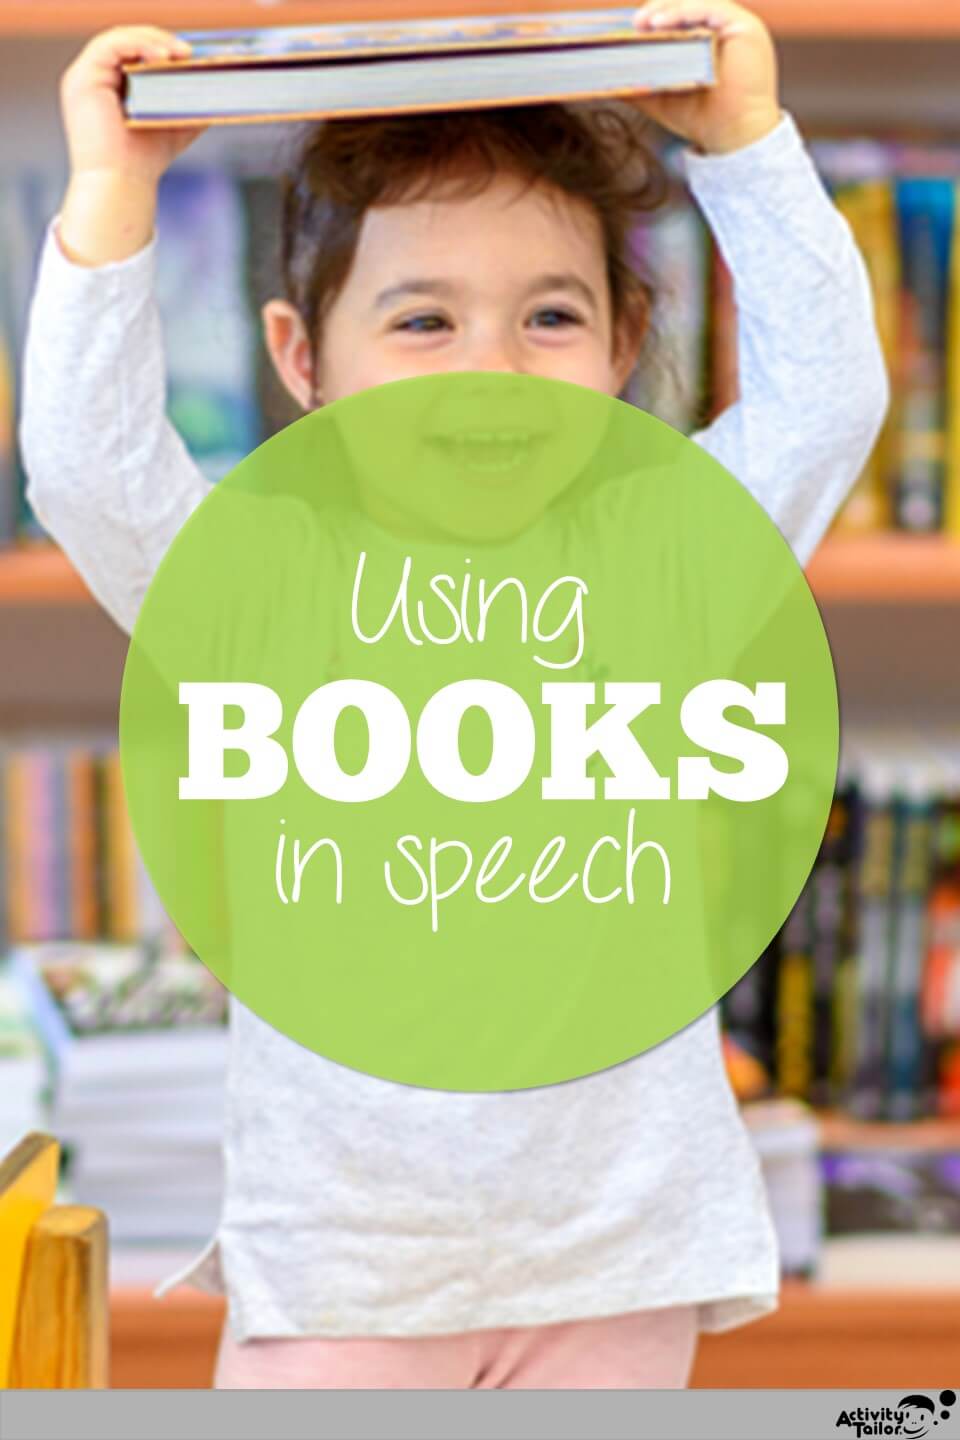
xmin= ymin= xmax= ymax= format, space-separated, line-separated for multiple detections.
xmin=528 ymin=307 xmax=583 ymax=329
xmin=393 ymin=312 xmax=452 ymax=334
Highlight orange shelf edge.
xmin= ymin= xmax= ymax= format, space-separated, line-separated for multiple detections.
xmin=807 ymin=533 xmax=960 ymax=602
xmin=0 ymin=545 xmax=92 ymax=603
xmin=2 ymin=534 xmax=960 ymax=604
xmin=1 ymin=0 xmax=959 ymax=38
xmin=814 ymin=1109 xmax=960 ymax=1149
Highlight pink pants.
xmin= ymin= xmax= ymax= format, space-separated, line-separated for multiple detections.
xmin=213 ymin=1304 xmax=699 ymax=1389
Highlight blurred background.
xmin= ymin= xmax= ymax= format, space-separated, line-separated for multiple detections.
xmin=0 ymin=0 xmax=958 ymax=1390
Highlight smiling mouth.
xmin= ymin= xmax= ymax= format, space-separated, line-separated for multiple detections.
xmin=424 ymin=429 xmax=543 ymax=477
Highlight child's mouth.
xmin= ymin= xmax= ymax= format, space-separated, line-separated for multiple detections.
xmin=425 ymin=429 xmax=541 ymax=480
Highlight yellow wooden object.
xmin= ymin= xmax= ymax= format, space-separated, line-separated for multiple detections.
xmin=9 ymin=1207 xmax=109 ymax=1388
xmin=0 ymin=1134 xmax=58 ymax=1387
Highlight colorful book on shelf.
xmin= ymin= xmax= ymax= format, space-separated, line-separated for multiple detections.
xmin=947 ymin=184 xmax=960 ymax=540
xmin=894 ymin=176 xmax=954 ymax=533
xmin=831 ymin=178 xmax=899 ymax=534
xmin=848 ymin=769 xmax=898 ymax=1120
xmin=775 ymin=887 xmax=815 ymax=1102
xmin=809 ymin=788 xmax=856 ymax=1109
xmin=121 ymin=10 xmax=716 ymax=126
xmin=886 ymin=785 xmax=936 ymax=1121
xmin=922 ymin=790 xmax=960 ymax=1117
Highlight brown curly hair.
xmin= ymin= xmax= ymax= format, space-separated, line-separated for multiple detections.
xmin=278 ymin=102 xmax=669 ymax=391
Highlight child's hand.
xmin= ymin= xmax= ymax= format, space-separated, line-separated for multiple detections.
xmin=62 ymin=26 xmax=203 ymax=183
xmin=629 ymin=1 xmax=781 ymax=155
xmin=58 ymin=27 xmax=206 ymax=265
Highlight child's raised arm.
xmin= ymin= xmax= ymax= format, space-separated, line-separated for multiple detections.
xmin=20 ymin=28 xmax=210 ymax=635
xmin=631 ymin=1 xmax=889 ymax=565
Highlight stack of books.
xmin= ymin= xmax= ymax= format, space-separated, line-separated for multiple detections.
xmin=11 ymin=940 xmax=228 ymax=1241
xmin=741 ymin=1098 xmax=823 ymax=1277
xmin=0 ymin=958 xmax=45 ymax=1158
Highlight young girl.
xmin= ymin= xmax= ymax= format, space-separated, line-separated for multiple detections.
xmin=21 ymin=2 xmax=886 ymax=1389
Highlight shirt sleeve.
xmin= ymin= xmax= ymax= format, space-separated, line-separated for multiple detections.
xmin=683 ymin=112 xmax=890 ymax=567
xmin=18 ymin=220 xmax=213 ymax=636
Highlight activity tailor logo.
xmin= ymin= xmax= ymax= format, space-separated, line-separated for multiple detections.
xmin=119 ymin=373 xmax=840 ymax=1090
xmin=836 ymin=1391 xmax=958 ymax=1437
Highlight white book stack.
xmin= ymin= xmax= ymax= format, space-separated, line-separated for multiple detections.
xmin=11 ymin=941 xmax=228 ymax=1241
xmin=0 ymin=960 xmax=46 ymax=1157
xmin=742 ymin=1097 xmax=824 ymax=1277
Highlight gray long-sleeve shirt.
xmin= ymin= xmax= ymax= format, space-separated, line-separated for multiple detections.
xmin=19 ymin=112 xmax=887 ymax=1340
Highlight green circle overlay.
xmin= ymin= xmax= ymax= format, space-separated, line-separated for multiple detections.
xmin=120 ymin=373 xmax=838 ymax=1091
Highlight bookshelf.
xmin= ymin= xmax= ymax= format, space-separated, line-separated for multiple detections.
xmin=2 ymin=1 xmax=960 ymax=40
xmin=4 ymin=536 xmax=960 ymax=606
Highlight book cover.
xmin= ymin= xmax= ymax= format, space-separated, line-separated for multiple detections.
xmin=135 ymin=11 xmax=702 ymax=68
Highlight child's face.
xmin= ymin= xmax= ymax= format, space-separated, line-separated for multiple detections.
xmin=263 ymin=171 xmax=641 ymax=542
xmin=265 ymin=170 xmax=640 ymax=408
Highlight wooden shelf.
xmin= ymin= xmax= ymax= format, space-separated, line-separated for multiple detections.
xmin=2 ymin=0 xmax=959 ymax=40
xmin=816 ymin=1110 xmax=960 ymax=1149
xmin=0 ymin=545 xmax=92 ymax=603
xmin=807 ymin=533 xmax=960 ymax=603
xmin=3 ymin=535 xmax=960 ymax=606
xmin=108 ymin=1280 xmax=960 ymax=1388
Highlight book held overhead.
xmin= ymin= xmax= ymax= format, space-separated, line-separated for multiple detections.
xmin=121 ymin=9 xmax=715 ymax=126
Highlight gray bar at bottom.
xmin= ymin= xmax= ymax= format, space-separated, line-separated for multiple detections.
xmin=2 ymin=1388 xmax=959 ymax=1440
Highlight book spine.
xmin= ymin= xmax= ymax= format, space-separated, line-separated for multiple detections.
xmin=775 ymin=889 xmax=814 ymax=1100
xmin=945 ymin=178 xmax=960 ymax=539
xmin=847 ymin=775 xmax=896 ymax=1119
xmin=0 ymin=743 xmax=7 ymax=954
xmin=68 ymin=747 xmax=98 ymax=940
xmin=894 ymin=177 xmax=954 ymax=532
xmin=810 ymin=788 xmax=855 ymax=1108
xmin=9 ymin=946 xmax=73 ymax=1068
xmin=920 ymin=791 xmax=960 ymax=1116
xmin=6 ymin=750 xmax=28 ymax=942
xmin=886 ymin=786 xmax=936 ymax=1120
xmin=831 ymin=179 xmax=898 ymax=533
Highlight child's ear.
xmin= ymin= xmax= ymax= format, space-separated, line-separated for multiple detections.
xmin=262 ymin=298 xmax=316 ymax=412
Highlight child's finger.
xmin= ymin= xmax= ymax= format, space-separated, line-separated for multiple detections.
xmin=78 ymin=26 xmax=192 ymax=72
xmin=633 ymin=1 xmax=753 ymax=35
xmin=63 ymin=27 xmax=192 ymax=99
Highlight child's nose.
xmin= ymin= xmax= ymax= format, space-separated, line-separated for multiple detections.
xmin=464 ymin=332 xmax=525 ymax=375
